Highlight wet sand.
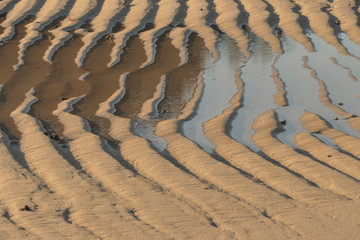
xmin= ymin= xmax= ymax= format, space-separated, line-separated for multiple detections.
xmin=1 ymin=0 xmax=360 ymax=239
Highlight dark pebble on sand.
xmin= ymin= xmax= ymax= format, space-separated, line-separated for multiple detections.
xmin=58 ymin=97 xmax=69 ymax=101
xmin=20 ymin=205 xmax=31 ymax=211
xmin=50 ymin=133 xmax=60 ymax=141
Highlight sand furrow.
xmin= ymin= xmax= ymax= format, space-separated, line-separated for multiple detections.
xmin=0 ymin=0 xmax=20 ymax=15
xmin=0 ymin=0 xmax=16 ymax=10
xmin=213 ymin=0 xmax=250 ymax=58
xmin=59 ymin=100 xmax=243 ymax=238
xmin=271 ymin=55 xmax=287 ymax=106
xmin=185 ymin=0 xmax=218 ymax=60
xmin=347 ymin=117 xmax=360 ymax=133
xmin=114 ymin=35 xmax=181 ymax=118
xmin=264 ymin=0 xmax=314 ymax=52
xmin=95 ymin=78 xmax=300 ymax=239
xmin=15 ymin=0 xmax=73 ymax=69
xmin=112 ymin=119 xmax=300 ymax=239
xmin=10 ymin=89 xmax=159 ymax=239
xmin=168 ymin=27 xmax=190 ymax=65
xmin=203 ymin=68 xmax=344 ymax=206
xmin=295 ymin=132 xmax=360 ymax=182
xmin=203 ymin=67 xmax=360 ymax=237
xmin=0 ymin=131 xmax=95 ymax=239
xmin=75 ymin=0 xmax=125 ymax=67
xmin=0 ymin=20 xmax=28 ymax=85
xmin=108 ymin=0 xmax=151 ymax=67
xmin=0 ymin=32 xmax=51 ymax=139
xmin=159 ymin=112 xmax=350 ymax=238
xmin=24 ymin=36 xmax=87 ymax=137
xmin=301 ymin=111 xmax=360 ymax=162
xmin=158 ymin=33 xmax=210 ymax=120
xmin=252 ymin=110 xmax=360 ymax=200
xmin=44 ymin=0 xmax=99 ymax=63
xmin=0 ymin=0 xmax=41 ymax=42
xmin=138 ymin=75 xmax=165 ymax=118
xmin=53 ymin=97 xmax=233 ymax=239
xmin=63 ymin=34 xmax=146 ymax=125
xmin=292 ymin=0 xmax=348 ymax=55
xmin=139 ymin=0 xmax=180 ymax=68
xmin=330 ymin=0 xmax=360 ymax=47
xmin=1 ymin=1 xmax=360 ymax=238
xmin=154 ymin=68 xmax=352 ymax=238
xmin=0 ymin=211 xmax=37 ymax=240
xmin=239 ymin=0 xmax=283 ymax=54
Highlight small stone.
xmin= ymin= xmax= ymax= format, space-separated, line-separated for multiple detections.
xmin=20 ymin=205 xmax=31 ymax=211
xmin=328 ymin=155 xmax=332 ymax=158
xmin=333 ymin=116 xmax=339 ymax=120
xmin=280 ymin=120 xmax=287 ymax=125
xmin=274 ymin=27 xmax=283 ymax=37
xmin=58 ymin=97 xmax=69 ymax=101
xmin=338 ymin=102 xmax=343 ymax=106
xmin=50 ymin=133 xmax=60 ymax=141
xmin=160 ymin=107 xmax=168 ymax=114
xmin=105 ymin=34 xmax=114 ymax=40
xmin=335 ymin=19 xmax=341 ymax=25
xmin=241 ymin=24 xmax=250 ymax=32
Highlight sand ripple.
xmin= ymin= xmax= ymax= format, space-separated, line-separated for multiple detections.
xmin=1 ymin=1 xmax=360 ymax=239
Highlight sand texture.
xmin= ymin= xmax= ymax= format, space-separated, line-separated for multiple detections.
xmin=1 ymin=0 xmax=360 ymax=239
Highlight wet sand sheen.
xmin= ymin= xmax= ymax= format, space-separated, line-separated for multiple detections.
xmin=114 ymin=33 xmax=181 ymax=118
xmin=29 ymin=35 xmax=88 ymax=136
xmin=0 ymin=21 xmax=51 ymax=139
xmin=1 ymin=0 xmax=360 ymax=239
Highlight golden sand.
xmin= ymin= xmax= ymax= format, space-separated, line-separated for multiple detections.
xmin=1 ymin=0 xmax=360 ymax=239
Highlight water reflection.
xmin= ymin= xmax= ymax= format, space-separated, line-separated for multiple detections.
xmin=274 ymin=33 xmax=360 ymax=147
xmin=223 ymin=32 xmax=360 ymax=151
xmin=182 ymin=35 xmax=245 ymax=153
xmin=230 ymin=35 xmax=278 ymax=151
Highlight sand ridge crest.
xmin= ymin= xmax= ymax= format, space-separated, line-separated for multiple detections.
xmin=0 ymin=0 xmax=360 ymax=238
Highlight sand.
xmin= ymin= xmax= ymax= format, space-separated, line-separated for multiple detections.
xmin=1 ymin=0 xmax=360 ymax=239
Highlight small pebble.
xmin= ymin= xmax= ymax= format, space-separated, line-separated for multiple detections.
xmin=280 ymin=120 xmax=287 ymax=125
xmin=20 ymin=205 xmax=31 ymax=211
xmin=50 ymin=133 xmax=60 ymax=141
xmin=333 ymin=116 xmax=339 ymax=120
xmin=241 ymin=24 xmax=250 ymax=32
xmin=338 ymin=102 xmax=343 ymax=106
xmin=160 ymin=107 xmax=168 ymax=114
xmin=328 ymin=155 xmax=332 ymax=158
xmin=105 ymin=34 xmax=114 ymax=40
xmin=274 ymin=27 xmax=283 ymax=37
xmin=58 ymin=97 xmax=69 ymax=101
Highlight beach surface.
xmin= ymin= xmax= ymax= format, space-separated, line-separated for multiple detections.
xmin=1 ymin=0 xmax=360 ymax=239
